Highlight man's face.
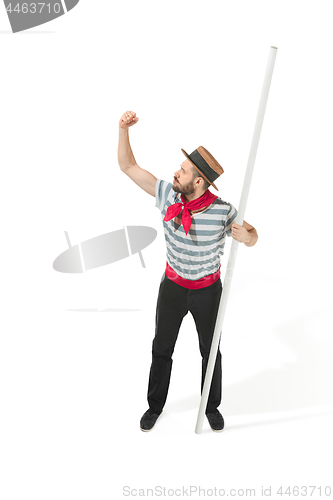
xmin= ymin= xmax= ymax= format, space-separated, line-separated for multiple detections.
xmin=172 ymin=160 xmax=197 ymax=195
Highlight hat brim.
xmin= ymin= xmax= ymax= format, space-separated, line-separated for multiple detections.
xmin=181 ymin=149 xmax=218 ymax=191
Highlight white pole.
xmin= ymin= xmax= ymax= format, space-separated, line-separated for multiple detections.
xmin=195 ymin=46 xmax=278 ymax=434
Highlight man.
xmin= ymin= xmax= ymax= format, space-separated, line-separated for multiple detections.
xmin=118 ymin=110 xmax=258 ymax=432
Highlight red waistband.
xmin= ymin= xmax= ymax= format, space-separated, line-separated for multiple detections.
xmin=165 ymin=262 xmax=221 ymax=289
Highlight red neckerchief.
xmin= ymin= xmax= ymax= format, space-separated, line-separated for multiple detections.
xmin=163 ymin=189 xmax=218 ymax=235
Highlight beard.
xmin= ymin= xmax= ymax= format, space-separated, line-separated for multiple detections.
xmin=172 ymin=177 xmax=195 ymax=196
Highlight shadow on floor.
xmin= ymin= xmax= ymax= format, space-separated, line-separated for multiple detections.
xmin=165 ymin=306 xmax=333 ymax=428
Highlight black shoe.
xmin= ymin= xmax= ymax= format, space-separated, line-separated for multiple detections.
xmin=140 ymin=409 xmax=161 ymax=432
xmin=206 ymin=410 xmax=224 ymax=432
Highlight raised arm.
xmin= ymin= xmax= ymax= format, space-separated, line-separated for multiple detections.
xmin=118 ymin=111 xmax=157 ymax=197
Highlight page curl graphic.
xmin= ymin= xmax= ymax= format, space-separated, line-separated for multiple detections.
xmin=3 ymin=0 xmax=80 ymax=33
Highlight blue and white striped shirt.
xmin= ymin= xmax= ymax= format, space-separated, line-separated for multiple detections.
xmin=155 ymin=179 xmax=238 ymax=280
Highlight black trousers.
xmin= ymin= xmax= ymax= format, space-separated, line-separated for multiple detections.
xmin=147 ymin=273 xmax=223 ymax=414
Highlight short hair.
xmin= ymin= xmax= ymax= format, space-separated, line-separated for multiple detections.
xmin=191 ymin=166 xmax=210 ymax=191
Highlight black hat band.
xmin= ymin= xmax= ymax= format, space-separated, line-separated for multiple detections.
xmin=189 ymin=150 xmax=219 ymax=183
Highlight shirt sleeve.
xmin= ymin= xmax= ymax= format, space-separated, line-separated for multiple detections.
xmin=225 ymin=204 xmax=238 ymax=236
xmin=155 ymin=179 xmax=172 ymax=212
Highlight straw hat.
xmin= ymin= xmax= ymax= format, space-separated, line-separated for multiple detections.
xmin=181 ymin=146 xmax=224 ymax=191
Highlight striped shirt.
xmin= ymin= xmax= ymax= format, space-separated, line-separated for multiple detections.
xmin=155 ymin=179 xmax=238 ymax=281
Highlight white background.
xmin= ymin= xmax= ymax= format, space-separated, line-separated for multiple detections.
xmin=1 ymin=1 xmax=332 ymax=499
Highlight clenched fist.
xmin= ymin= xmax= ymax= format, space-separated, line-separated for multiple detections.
xmin=119 ymin=110 xmax=139 ymax=129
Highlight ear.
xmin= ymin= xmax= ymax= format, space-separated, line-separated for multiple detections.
xmin=195 ymin=176 xmax=205 ymax=187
